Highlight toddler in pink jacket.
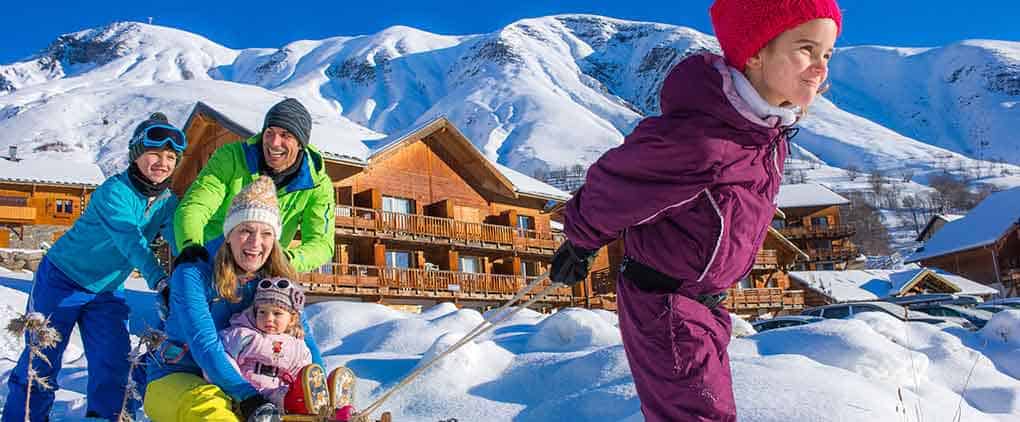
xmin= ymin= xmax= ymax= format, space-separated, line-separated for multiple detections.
xmin=217 ymin=277 xmax=356 ymax=419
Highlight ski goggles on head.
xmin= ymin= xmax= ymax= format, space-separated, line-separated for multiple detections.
xmin=258 ymin=277 xmax=292 ymax=290
xmin=131 ymin=124 xmax=187 ymax=153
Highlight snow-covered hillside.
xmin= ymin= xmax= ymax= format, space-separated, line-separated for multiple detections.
xmin=2 ymin=16 xmax=1019 ymax=183
xmin=0 ymin=274 xmax=1017 ymax=421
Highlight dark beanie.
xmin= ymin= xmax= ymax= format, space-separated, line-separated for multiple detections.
xmin=263 ymin=98 xmax=311 ymax=148
xmin=129 ymin=112 xmax=175 ymax=163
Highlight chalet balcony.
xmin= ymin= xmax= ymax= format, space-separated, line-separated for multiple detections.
xmin=803 ymin=246 xmax=860 ymax=262
xmin=0 ymin=205 xmax=36 ymax=224
xmin=724 ymin=288 xmax=805 ymax=312
xmin=779 ymin=224 xmax=856 ymax=240
xmin=334 ymin=205 xmax=565 ymax=254
xmin=753 ymin=249 xmax=779 ymax=269
xmin=298 ymin=263 xmax=573 ymax=302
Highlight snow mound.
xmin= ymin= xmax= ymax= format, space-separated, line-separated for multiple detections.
xmin=730 ymin=313 xmax=757 ymax=337
xmin=355 ymin=308 xmax=484 ymax=355
xmin=590 ymin=309 xmax=618 ymax=326
xmin=304 ymin=301 xmax=408 ymax=354
xmin=525 ymin=308 xmax=621 ymax=352
xmin=752 ymin=316 xmax=930 ymax=384
xmin=979 ymin=309 xmax=1020 ymax=347
xmin=419 ymin=302 xmax=460 ymax=320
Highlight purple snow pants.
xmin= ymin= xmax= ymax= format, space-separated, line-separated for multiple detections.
xmin=617 ymin=275 xmax=736 ymax=422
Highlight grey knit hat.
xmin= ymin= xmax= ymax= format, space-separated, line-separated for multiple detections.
xmin=263 ymin=98 xmax=311 ymax=148
xmin=253 ymin=276 xmax=306 ymax=314
xmin=128 ymin=112 xmax=181 ymax=163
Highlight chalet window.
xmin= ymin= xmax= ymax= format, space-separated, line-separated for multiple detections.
xmin=519 ymin=261 xmax=539 ymax=277
xmin=385 ymin=251 xmax=412 ymax=268
xmin=0 ymin=196 xmax=27 ymax=207
xmin=382 ymin=196 xmax=414 ymax=214
xmin=812 ymin=239 xmax=832 ymax=251
xmin=811 ymin=216 xmax=829 ymax=227
xmin=459 ymin=256 xmax=481 ymax=273
xmin=517 ymin=215 xmax=536 ymax=237
xmin=55 ymin=199 xmax=74 ymax=215
xmin=736 ymin=275 xmax=753 ymax=289
xmin=770 ymin=219 xmax=786 ymax=229
xmin=820 ymin=262 xmax=835 ymax=271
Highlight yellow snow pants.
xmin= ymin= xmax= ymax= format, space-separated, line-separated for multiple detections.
xmin=143 ymin=372 xmax=241 ymax=422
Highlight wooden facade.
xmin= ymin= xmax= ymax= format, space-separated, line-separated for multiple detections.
xmin=0 ymin=180 xmax=96 ymax=247
xmin=912 ymin=227 xmax=1020 ymax=297
xmin=773 ymin=204 xmax=859 ymax=271
xmin=179 ymin=105 xmax=572 ymax=309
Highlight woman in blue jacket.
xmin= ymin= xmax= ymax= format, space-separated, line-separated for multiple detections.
xmin=2 ymin=113 xmax=186 ymax=422
xmin=143 ymin=176 xmax=322 ymax=422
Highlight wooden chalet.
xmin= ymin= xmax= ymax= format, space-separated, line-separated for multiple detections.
xmin=915 ymin=213 xmax=964 ymax=243
xmin=905 ymin=187 xmax=1020 ymax=297
xmin=772 ymin=183 xmax=860 ymax=271
xmin=178 ymin=102 xmax=573 ymax=310
xmin=0 ymin=149 xmax=103 ymax=247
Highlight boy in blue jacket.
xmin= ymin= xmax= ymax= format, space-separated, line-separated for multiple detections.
xmin=2 ymin=113 xmax=186 ymax=422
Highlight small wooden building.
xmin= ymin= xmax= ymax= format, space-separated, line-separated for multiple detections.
xmin=773 ymin=183 xmax=860 ymax=271
xmin=915 ymin=213 xmax=964 ymax=243
xmin=906 ymin=187 xmax=1020 ymax=297
xmin=0 ymin=153 xmax=102 ymax=247
xmin=178 ymin=103 xmax=573 ymax=310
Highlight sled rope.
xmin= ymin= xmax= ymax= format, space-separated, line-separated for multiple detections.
xmin=354 ymin=273 xmax=563 ymax=421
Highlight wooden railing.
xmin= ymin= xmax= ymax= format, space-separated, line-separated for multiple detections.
xmin=335 ymin=205 xmax=565 ymax=250
xmin=0 ymin=206 xmax=36 ymax=224
xmin=754 ymin=249 xmax=779 ymax=268
xmin=779 ymin=224 xmax=856 ymax=240
xmin=804 ymin=246 xmax=860 ymax=261
xmin=299 ymin=263 xmax=573 ymax=298
xmin=724 ymin=288 xmax=805 ymax=310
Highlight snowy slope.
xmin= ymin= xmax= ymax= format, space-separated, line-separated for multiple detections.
xmin=3 ymin=17 xmax=1019 ymax=183
xmin=0 ymin=274 xmax=1018 ymax=421
xmin=828 ymin=41 xmax=1020 ymax=164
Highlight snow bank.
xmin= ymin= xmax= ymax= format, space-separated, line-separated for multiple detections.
xmin=525 ymin=308 xmax=621 ymax=352
xmin=304 ymin=301 xmax=408 ymax=354
xmin=730 ymin=313 xmax=757 ymax=337
xmin=753 ymin=315 xmax=930 ymax=384
xmin=979 ymin=309 xmax=1020 ymax=347
xmin=351 ymin=308 xmax=485 ymax=355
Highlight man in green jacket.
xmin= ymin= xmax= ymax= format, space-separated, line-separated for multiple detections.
xmin=173 ymin=98 xmax=335 ymax=273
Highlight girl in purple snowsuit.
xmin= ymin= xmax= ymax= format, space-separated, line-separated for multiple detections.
xmin=549 ymin=1 xmax=842 ymax=420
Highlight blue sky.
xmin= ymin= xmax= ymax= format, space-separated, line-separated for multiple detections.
xmin=3 ymin=0 xmax=1018 ymax=63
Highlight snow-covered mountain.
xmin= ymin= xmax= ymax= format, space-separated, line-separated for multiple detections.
xmin=1 ymin=16 xmax=1019 ymax=186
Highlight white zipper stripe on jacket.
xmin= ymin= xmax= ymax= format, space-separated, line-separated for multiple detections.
xmin=696 ymin=191 xmax=725 ymax=283
xmin=634 ymin=188 xmax=710 ymax=226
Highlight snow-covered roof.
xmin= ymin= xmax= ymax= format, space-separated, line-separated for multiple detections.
xmin=188 ymin=100 xmax=374 ymax=165
xmin=776 ymin=183 xmax=850 ymax=208
xmin=490 ymin=161 xmax=570 ymax=201
xmin=789 ymin=268 xmax=998 ymax=303
xmin=0 ymin=156 xmax=105 ymax=186
xmin=906 ymin=187 xmax=1020 ymax=262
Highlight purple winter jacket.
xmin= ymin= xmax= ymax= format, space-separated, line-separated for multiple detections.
xmin=564 ymin=53 xmax=790 ymax=297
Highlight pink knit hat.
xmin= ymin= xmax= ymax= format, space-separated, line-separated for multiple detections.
xmin=710 ymin=0 xmax=843 ymax=71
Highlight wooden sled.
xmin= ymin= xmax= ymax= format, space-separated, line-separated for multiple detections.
xmin=281 ymin=412 xmax=392 ymax=422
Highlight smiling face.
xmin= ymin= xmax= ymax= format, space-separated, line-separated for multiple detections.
xmin=262 ymin=126 xmax=301 ymax=172
xmin=743 ymin=18 xmax=839 ymax=108
xmin=254 ymin=303 xmax=295 ymax=335
xmin=134 ymin=148 xmax=178 ymax=184
xmin=227 ymin=221 xmax=276 ymax=274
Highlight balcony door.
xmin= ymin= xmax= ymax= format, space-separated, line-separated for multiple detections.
xmin=385 ymin=250 xmax=412 ymax=268
xmin=382 ymin=196 xmax=415 ymax=231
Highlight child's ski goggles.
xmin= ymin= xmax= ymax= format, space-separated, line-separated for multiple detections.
xmin=131 ymin=124 xmax=188 ymax=153
xmin=259 ymin=277 xmax=292 ymax=290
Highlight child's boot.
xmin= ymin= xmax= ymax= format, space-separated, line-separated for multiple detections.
xmin=327 ymin=366 xmax=356 ymax=410
xmin=283 ymin=364 xmax=330 ymax=415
